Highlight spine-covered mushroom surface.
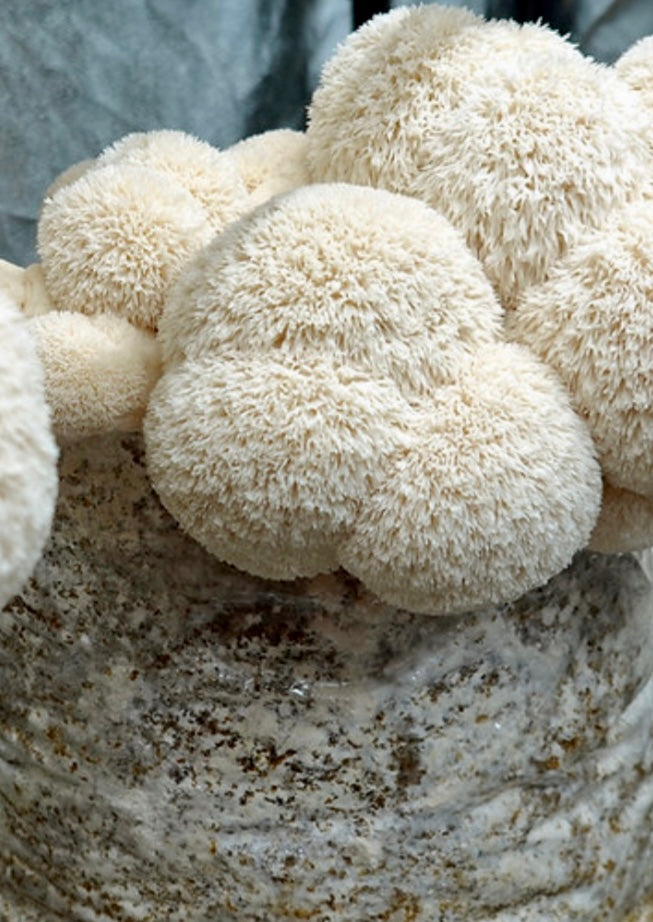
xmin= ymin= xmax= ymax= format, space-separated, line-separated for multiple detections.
xmin=0 ymin=432 xmax=652 ymax=921
xmin=1 ymin=4 xmax=653 ymax=919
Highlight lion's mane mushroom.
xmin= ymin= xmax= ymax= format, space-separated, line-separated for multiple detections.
xmin=38 ymin=164 xmax=215 ymax=332
xmin=22 ymin=130 xmax=264 ymax=443
xmin=338 ymin=341 xmax=601 ymax=613
xmin=37 ymin=130 xmax=252 ymax=333
xmin=306 ymin=5 xmax=653 ymax=307
xmin=228 ymin=128 xmax=310 ymax=207
xmin=616 ymin=36 xmax=653 ymax=117
xmin=506 ymin=197 xmax=653 ymax=499
xmin=0 ymin=292 xmax=58 ymax=608
xmin=96 ymin=130 xmax=249 ymax=233
xmin=0 ymin=255 xmax=163 ymax=444
xmin=144 ymin=183 xmax=602 ymax=615
xmin=28 ymin=312 xmax=162 ymax=442
xmin=157 ymin=182 xmax=504 ymax=383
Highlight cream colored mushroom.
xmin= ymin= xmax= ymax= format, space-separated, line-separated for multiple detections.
xmin=96 ymin=129 xmax=250 ymax=233
xmin=28 ymin=311 xmax=162 ymax=442
xmin=228 ymin=128 xmax=310 ymax=207
xmin=0 ymin=290 xmax=58 ymax=608
xmin=145 ymin=183 xmax=602 ymax=615
xmin=507 ymin=198 xmax=653 ymax=498
xmin=158 ymin=182 xmax=505 ymax=390
xmin=306 ymin=5 xmax=653 ymax=307
xmin=340 ymin=343 xmax=602 ymax=614
xmin=38 ymin=163 xmax=215 ymax=331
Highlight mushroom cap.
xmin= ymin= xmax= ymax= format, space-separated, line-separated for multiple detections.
xmin=506 ymin=198 xmax=653 ymax=497
xmin=29 ymin=311 xmax=162 ymax=442
xmin=159 ymin=182 xmax=504 ymax=398
xmin=145 ymin=184 xmax=601 ymax=615
xmin=38 ymin=164 xmax=214 ymax=331
xmin=588 ymin=483 xmax=653 ymax=554
xmin=145 ymin=343 xmax=601 ymax=615
xmin=228 ymin=128 xmax=310 ymax=207
xmin=96 ymin=130 xmax=250 ymax=233
xmin=307 ymin=6 xmax=653 ymax=306
xmin=616 ymin=37 xmax=653 ymax=117
xmin=0 ymin=292 xmax=58 ymax=608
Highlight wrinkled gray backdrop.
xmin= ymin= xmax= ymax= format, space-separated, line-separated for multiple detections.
xmin=1 ymin=0 xmax=652 ymax=265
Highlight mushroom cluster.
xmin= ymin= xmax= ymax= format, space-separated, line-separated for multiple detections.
xmin=1 ymin=4 xmax=652 ymax=614
xmin=145 ymin=183 xmax=600 ymax=614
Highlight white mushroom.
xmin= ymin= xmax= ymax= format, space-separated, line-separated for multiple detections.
xmin=0 ymin=291 xmax=58 ymax=608
xmin=507 ymin=198 xmax=653 ymax=497
xmin=145 ymin=184 xmax=601 ymax=615
xmin=29 ymin=311 xmax=162 ymax=442
xmin=97 ymin=129 xmax=250 ymax=233
xmin=307 ymin=5 xmax=653 ymax=307
xmin=38 ymin=164 xmax=215 ymax=331
xmin=228 ymin=128 xmax=310 ymax=207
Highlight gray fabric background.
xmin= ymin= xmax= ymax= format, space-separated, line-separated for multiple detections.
xmin=0 ymin=0 xmax=350 ymax=264
xmin=1 ymin=0 xmax=652 ymax=265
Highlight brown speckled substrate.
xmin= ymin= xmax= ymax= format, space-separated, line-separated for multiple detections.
xmin=1 ymin=433 xmax=652 ymax=921
xmin=627 ymin=898 xmax=653 ymax=921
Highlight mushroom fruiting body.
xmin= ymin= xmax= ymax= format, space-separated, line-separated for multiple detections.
xmin=306 ymin=5 xmax=653 ymax=307
xmin=96 ymin=130 xmax=250 ymax=233
xmin=145 ymin=183 xmax=602 ymax=615
xmin=506 ymin=198 xmax=653 ymax=498
xmin=38 ymin=130 xmax=254 ymax=333
xmin=9 ymin=9 xmax=652 ymax=609
xmin=29 ymin=312 xmax=162 ymax=442
xmin=157 ymin=182 xmax=505 ymax=382
xmin=38 ymin=164 xmax=215 ymax=331
xmin=228 ymin=128 xmax=310 ymax=207
xmin=0 ymin=292 xmax=58 ymax=608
